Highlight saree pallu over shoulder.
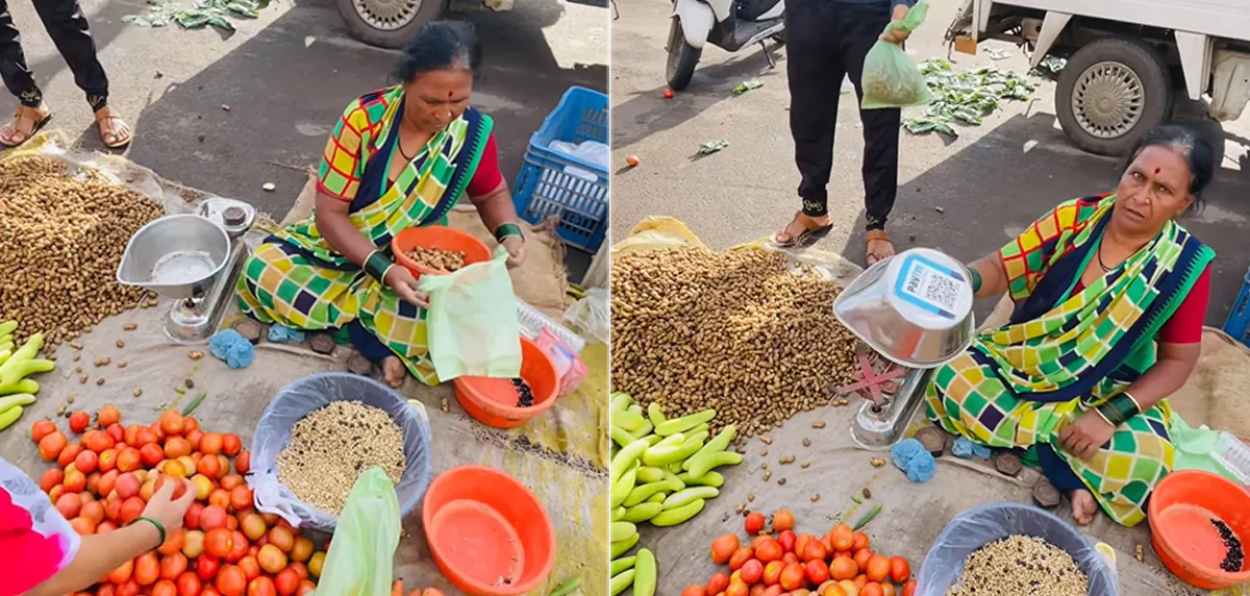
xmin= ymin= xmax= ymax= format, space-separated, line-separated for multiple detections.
xmin=980 ymin=194 xmax=1214 ymax=403
xmin=271 ymin=87 xmax=494 ymax=270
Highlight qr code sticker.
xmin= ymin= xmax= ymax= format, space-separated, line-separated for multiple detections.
xmin=903 ymin=263 xmax=960 ymax=313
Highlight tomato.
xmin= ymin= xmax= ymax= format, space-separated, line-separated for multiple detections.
xmin=199 ymin=433 xmax=224 ymax=455
xmin=69 ymin=411 xmax=90 ymax=433
xmin=117 ymin=447 xmax=143 ymax=473
xmin=203 ymin=589 xmax=224 ymax=596
xmin=216 ymin=565 xmax=247 ymax=596
xmin=888 ymin=556 xmax=910 ymax=583
xmin=234 ymin=451 xmax=250 ymax=475
xmin=290 ymin=537 xmax=314 ymax=564
xmin=197 ymin=555 xmax=221 ymax=581
xmin=58 ymin=443 xmax=83 ymax=467
xmin=55 ymin=493 xmax=81 ymax=518
xmin=726 ymin=581 xmax=748 ymax=596
xmin=740 ymin=559 xmax=764 ymax=585
xmin=157 ymin=528 xmax=186 ymax=556
xmin=222 ymin=434 xmax=242 ymax=456
xmin=200 ymin=505 xmax=229 ymax=531
xmin=287 ymin=562 xmax=308 ymax=580
xmin=228 ymin=530 xmax=250 ymax=562
xmin=706 ymin=572 xmax=730 ymax=595
xmin=860 ymin=582 xmax=884 ymax=596
xmin=855 ymin=574 xmax=868 ymax=589
xmin=830 ymin=556 xmax=858 ymax=581
xmin=184 ymin=417 xmax=200 ymax=434
xmin=160 ymin=552 xmax=189 ymax=580
xmin=106 ymin=422 xmax=126 ymax=445
xmin=865 ymin=555 xmax=890 ymax=582
xmin=190 ymin=475 xmax=214 ymax=501
xmin=96 ymin=469 xmax=119 ymax=497
xmin=176 ymin=571 xmax=202 ymax=596
xmin=153 ymin=579 xmax=178 ymax=596
xmin=166 ymin=437 xmax=193 ymax=459
xmin=107 ymin=558 xmax=135 ymax=583
xmin=98 ymin=405 xmax=121 ymax=427
xmin=777 ymin=530 xmax=796 ymax=554
xmin=69 ymin=516 xmax=96 ymax=535
xmin=307 ymin=552 xmax=325 ymax=578
xmin=98 ymin=520 xmax=118 ymax=534
xmin=296 ymin=580 xmax=316 ymax=596
xmin=184 ymin=502 xmax=205 ymax=529
xmin=802 ymin=538 xmax=828 ymax=563
xmin=831 ymin=524 xmax=854 ymax=552
xmin=205 ymin=528 xmax=234 ymax=558
xmin=238 ymin=555 xmax=262 ymax=581
xmin=39 ymin=468 xmax=63 ymax=492
xmin=744 ymin=511 xmax=766 ymax=535
xmin=161 ymin=411 xmax=187 ymax=436
xmin=852 ymin=532 xmax=870 ymax=552
xmin=80 ymin=500 xmax=105 ymax=523
xmin=804 ymin=559 xmax=830 ymax=585
xmin=772 ymin=508 xmax=795 ymax=532
xmin=757 ymin=538 xmax=785 ymax=563
xmin=186 ymin=430 xmax=205 ymax=451
xmin=782 ymin=552 xmax=799 ymax=566
xmin=881 ymin=584 xmax=897 ymax=596
xmin=268 ymin=527 xmax=295 ymax=553
xmin=273 ymin=568 xmax=301 ymax=596
xmin=853 ymin=549 xmax=873 ymax=572
xmin=729 ymin=547 xmax=754 ymax=571
xmin=138 ymin=443 xmax=163 ymax=467
xmin=84 ymin=430 xmax=116 ymax=453
xmin=220 ymin=474 xmax=244 ymax=491
xmin=229 ymin=485 xmax=253 ymax=512
xmin=711 ymin=532 xmax=740 ymax=564
xmin=31 ymin=419 xmax=57 ymax=443
xmin=74 ymin=448 xmax=100 ymax=474
xmin=681 ymin=586 xmax=707 ymax=596
xmin=209 ymin=488 xmax=231 ymax=509
xmin=762 ymin=560 xmax=783 ymax=586
xmin=779 ymin=562 xmax=805 ymax=591
xmin=902 ymin=579 xmax=917 ymax=596
xmin=135 ymin=552 xmax=161 ymax=586
xmin=258 ymin=544 xmax=288 ymax=574
xmin=37 ymin=431 xmax=66 ymax=462
xmin=247 ymin=577 xmax=277 ymax=596
xmin=63 ymin=467 xmax=87 ymax=493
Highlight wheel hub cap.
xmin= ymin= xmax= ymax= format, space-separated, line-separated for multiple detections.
xmin=1072 ymin=61 xmax=1144 ymax=139
xmin=352 ymin=0 xmax=421 ymax=30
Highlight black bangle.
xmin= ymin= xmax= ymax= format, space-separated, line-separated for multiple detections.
xmin=1096 ymin=393 xmax=1141 ymax=427
xmin=494 ymin=223 xmax=523 ymax=243
xmin=132 ymin=516 xmax=165 ymax=548
xmin=364 ymin=249 xmax=394 ymax=282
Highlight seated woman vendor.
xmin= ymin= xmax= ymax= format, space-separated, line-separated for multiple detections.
xmin=237 ymin=20 xmax=526 ymax=388
xmin=927 ymin=124 xmax=1215 ymax=528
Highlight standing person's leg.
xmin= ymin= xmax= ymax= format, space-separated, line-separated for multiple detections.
xmin=0 ymin=0 xmax=52 ymax=146
xmin=841 ymin=4 xmax=902 ymax=265
xmin=774 ymin=0 xmax=843 ymax=247
xmin=31 ymin=0 xmax=130 ymax=147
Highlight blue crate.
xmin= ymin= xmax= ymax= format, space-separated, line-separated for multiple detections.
xmin=513 ymin=86 xmax=609 ymax=253
xmin=1225 ymin=265 xmax=1250 ymax=348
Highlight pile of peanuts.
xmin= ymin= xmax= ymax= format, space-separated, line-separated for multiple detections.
xmin=0 ymin=156 xmax=161 ymax=348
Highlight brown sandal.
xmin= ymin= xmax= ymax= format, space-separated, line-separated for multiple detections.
xmin=95 ymin=110 xmax=132 ymax=149
xmin=865 ymin=229 xmax=896 ymax=265
xmin=773 ymin=211 xmax=833 ymax=248
xmin=0 ymin=107 xmax=52 ymax=148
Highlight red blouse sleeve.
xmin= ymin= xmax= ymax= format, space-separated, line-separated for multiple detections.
xmin=1158 ymin=265 xmax=1211 ymax=344
xmin=466 ymin=133 xmax=504 ymax=198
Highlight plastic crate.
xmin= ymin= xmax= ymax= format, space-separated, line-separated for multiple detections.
xmin=513 ymin=86 xmax=609 ymax=253
xmin=1224 ymin=265 xmax=1250 ymax=348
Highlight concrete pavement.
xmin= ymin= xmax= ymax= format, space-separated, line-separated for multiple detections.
xmin=611 ymin=0 xmax=1250 ymax=326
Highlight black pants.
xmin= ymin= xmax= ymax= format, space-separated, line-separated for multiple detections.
xmin=786 ymin=0 xmax=900 ymax=230
xmin=0 ymin=0 xmax=107 ymax=110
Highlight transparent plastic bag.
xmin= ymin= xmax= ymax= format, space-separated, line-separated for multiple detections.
xmin=247 ymin=373 xmax=433 ymax=532
xmin=419 ymin=245 xmax=523 ymax=382
xmin=563 ymin=287 xmax=609 ymax=345
xmin=861 ymin=1 xmax=933 ymax=110
xmin=917 ymin=502 xmax=1118 ymax=596
xmin=312 ymin=468 xmax=401 ymax=596
xmin=534 ymin=326 xmax=588 ymax=396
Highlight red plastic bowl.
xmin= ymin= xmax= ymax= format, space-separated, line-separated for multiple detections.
xmin=452 ymin=337 xmax=558 ymax=429
xmin=1149 ymin=469 xmax=1250 ymax=589
xmin=422 ymin=465 xmax=555 ymax=595
xmin=391 ymin=225 xmax=491 ymax=278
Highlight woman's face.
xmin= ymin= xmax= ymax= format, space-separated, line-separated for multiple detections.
xmin=1112 ymin=145 xmax=1196 ymax=236
xmin=403 ymin=68 xmax=473 ymax=132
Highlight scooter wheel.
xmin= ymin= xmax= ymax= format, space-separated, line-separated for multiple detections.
xmin=665 ymin=17 xmax=702 ymax=91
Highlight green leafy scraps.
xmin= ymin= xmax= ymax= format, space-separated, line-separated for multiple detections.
xmin=697 ymin=139 xmax=729 ymax=155
xmin=732 ymin=79 xmax=763 ymax=96
xmin=1030 ymin=55 xmax=1068 ymax=78
xmin=902 ymin=59 xmax=1036 ymax=139
xmin=123 ymin=0 xmax=264 ymax=32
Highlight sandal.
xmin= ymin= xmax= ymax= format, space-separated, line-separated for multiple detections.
xmin=95 ymin=109 xmax=132 ymax=149
xmin=772 ymin=211 xmax=833 ymax=248
xmin=0 ymin=106 xmax=52 ymax=148
xmin=865 ymin=228 xmax=896 ymax=265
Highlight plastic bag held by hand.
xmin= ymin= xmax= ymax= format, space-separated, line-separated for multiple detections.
xmin=312 ymin=467 xmax=401 ymax=596
xmin=861 ymin=1 xmax=932 ymax=110
xmin=418 ymin=245 xmax=522 ymax=382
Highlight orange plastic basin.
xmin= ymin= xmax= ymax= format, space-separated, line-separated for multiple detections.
xmin=422 ymin=465 xmax=555 ymax=595
xmin=391 ymin=225 xmax=491 ymax=279
xmin=452 ymin=337 xmax=558 ymax=429
xmin=1149 ymin=469 xmax=1250 ymax=589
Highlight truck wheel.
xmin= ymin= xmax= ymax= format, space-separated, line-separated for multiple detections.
xmin=1055 ymin=37 xmax=1173 ymax=156
xmin=336 ymin=0 xmax=443 ymax=49
xmin=665 ymin=17 xmax=702 ymax=91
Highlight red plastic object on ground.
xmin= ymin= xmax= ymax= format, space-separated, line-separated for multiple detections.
xmin=422 ymin=465 xmax=555 ymax=595
xmin=452 ymin=337 xmax=559 ymax=429
xmin=391 ymin=225 xmax=491 ymax=279
xmin=1149 ymin=469 xmax=1250 ymax=589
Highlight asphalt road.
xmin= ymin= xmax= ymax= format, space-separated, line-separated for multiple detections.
xmin=611 ymin=0 xmax=1250 ymax=326
xmin=5 ymin=0 xmax=607 ymax=219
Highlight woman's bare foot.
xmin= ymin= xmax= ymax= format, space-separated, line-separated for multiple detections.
xmin=94 ymin=106 xmax=132 ymax=148
xmin=0 ymin=104 xmax=51 ymax=147
xmin=1071 ymin=489 xmax=1097 ymax=525
xmin=773 ymin=212 xmax=832 ymax=247
xmin=865 ymin=229 xmax=896 ymax=265
xmin=381 ymin=356 xmax=407 ymax=388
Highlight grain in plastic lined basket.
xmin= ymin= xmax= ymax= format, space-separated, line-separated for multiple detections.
xmin=247 ymin=372 xmax=433 ymax=531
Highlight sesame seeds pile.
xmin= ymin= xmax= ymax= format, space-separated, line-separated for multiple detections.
xmin=947 ymin=535 xmax=1089 ymax=596
xmin=277 ymin=401 xmax=407 ymax=514
xmin=1212 ymin=518 xmax=1244 ymax=572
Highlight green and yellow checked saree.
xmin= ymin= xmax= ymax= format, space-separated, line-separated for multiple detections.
xmin=236 ymin=86 xmax=493 ymax=385
xmin=925 ymin=194 xmax=1213 ymax=526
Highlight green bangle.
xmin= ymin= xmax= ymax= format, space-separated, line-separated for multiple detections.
xmin=1096 ymin=393 xmax=1141 ymax=427
xmin=494 ymin=223 xmax=523 ymax=243
xmin=364 ymin=249 xmax=394 ymax=282
xmin=968 ymin=268 xmax=983 ymax=294
xmin=132 ymin=516 xmax=166 ymax=548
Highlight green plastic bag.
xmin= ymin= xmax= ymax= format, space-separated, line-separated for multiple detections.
xmin=314 ymin=468 xmax=401 ymax=596
xmin=861 ymin=1 xmax=932 ymax=110
xmin=418 ymin=245 xmax=522 ymax=382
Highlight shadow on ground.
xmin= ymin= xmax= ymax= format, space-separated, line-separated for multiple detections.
xmin=834 ymin=112 xmax=1250 ymax=326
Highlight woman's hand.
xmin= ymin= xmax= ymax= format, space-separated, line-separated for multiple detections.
xmin=1059 ymin=411 xmax=1116 ymax=461
xmin=385 ymin=266 xmax=430 ymax=308
xmin=881 ymin=4 xmax=912 ymax=44
xmin=502 ymin=235 xmax=526 ymax=268
xmin=140 ymin=479 xmax=195 ymax=536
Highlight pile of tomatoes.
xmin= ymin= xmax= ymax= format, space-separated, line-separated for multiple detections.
xmin=683 ymin=508 xmax=918 ymax=596
xmin=31 ymin=406 xmax=326 ymax=596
